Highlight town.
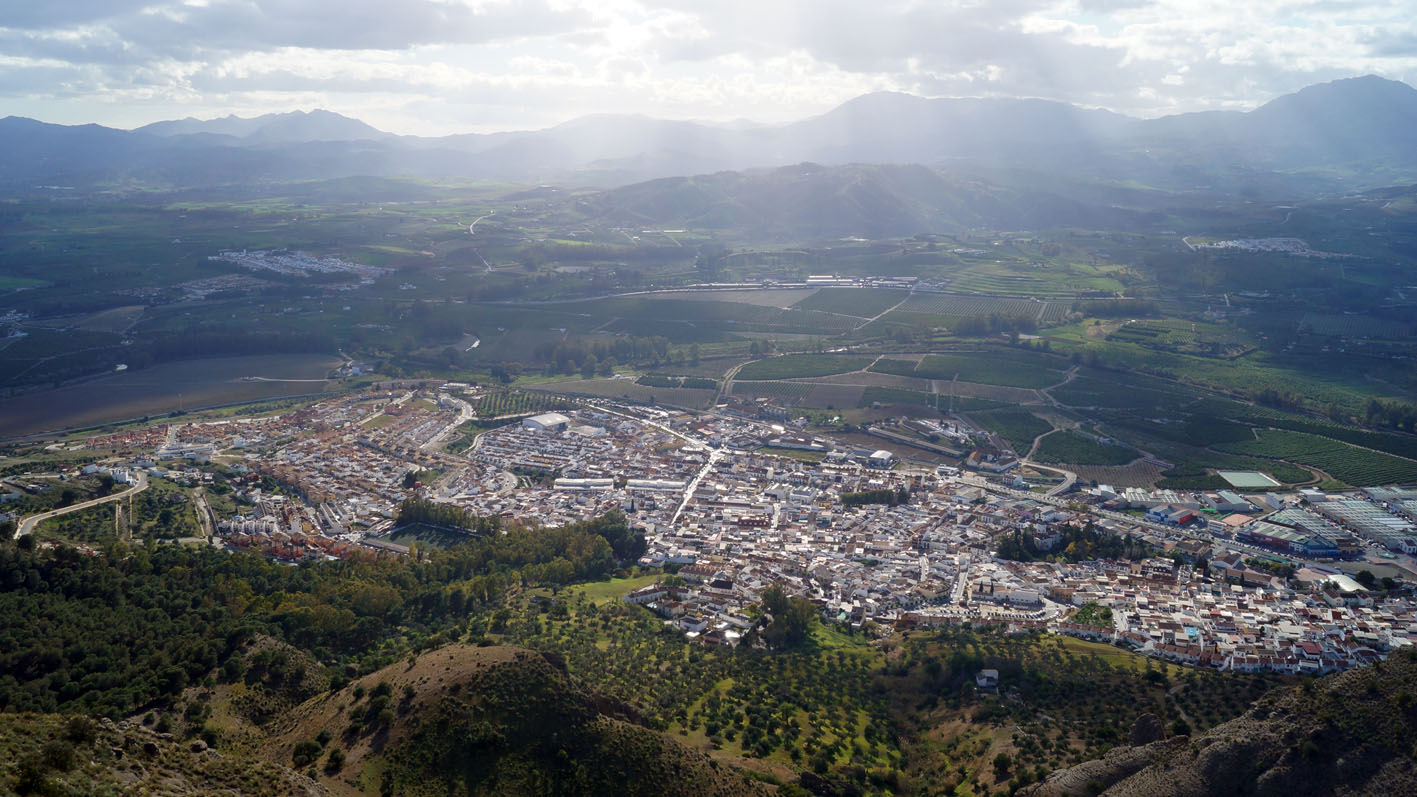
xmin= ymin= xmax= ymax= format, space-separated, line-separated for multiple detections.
xmin=14 ymin=382 xmax=1417 ymax=678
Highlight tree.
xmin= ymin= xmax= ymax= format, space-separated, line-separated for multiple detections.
xmin=1356 ymin=569 xmax=1378 ymax=590
xmin=993 ymin=752 xmax=1012 ymax=777
xmin=760 ymin=585 xmax=815 ymax=648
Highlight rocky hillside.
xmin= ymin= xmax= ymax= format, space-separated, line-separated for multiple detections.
xmin=1027 ymin=648 xmax=1417 ymax=796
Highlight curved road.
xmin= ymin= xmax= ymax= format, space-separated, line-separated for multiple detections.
xmin=17 ymin=473 xmax=150 ymax=537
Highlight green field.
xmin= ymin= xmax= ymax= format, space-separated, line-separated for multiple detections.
xmin=735 ymin=354 xmax=874 ymax=380
xmin=1216 ymin=429 xmax=1417 ymax=486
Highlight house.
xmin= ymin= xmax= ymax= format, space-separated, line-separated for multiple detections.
xmin=975 ymin=669 xmax=999 ymax=689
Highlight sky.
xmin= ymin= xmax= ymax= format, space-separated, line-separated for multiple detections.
xmin=1 ymin=0 xmax=1415 ymax=135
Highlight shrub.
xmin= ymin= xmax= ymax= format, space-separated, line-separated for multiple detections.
xmin=292 ymin=739 xmax=323 ymax=768
xmin=42 ymin=740 xmax=76 ymax=771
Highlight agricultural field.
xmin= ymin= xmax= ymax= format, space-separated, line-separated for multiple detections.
xmin=873 ymin=349 xmax=1067 ymax=389
xmin=792 ymin=287 xmax=908 ymax=317
xmin=1299 ymin=313 xmax=1411 ymax=339
xmin=947 ymin=262 xmax=1118 ymax=297
xmin=796 ymin=384 xmax=866 ymax=409
xmin=533 ymin=378 xmax=716 ymax=409
xmin=472 ymin=390 xmax=572 ymax=418
xmin=0 ymin=354 xmax=342 ymax=439
xmin=728 ymin=381 xmax=813 ymax=401
xmin=635 ymin=374 xmax=717 ymax=390
xmin=1069 ymin=460 xmax=1170 ymax=488
xmin=969 ymin=408 xmax=1053 ymax=452
xmin=1049 ymin=371 xmax=1206 ymax=412
xmin=793 ymin=370 xmax=934 ymax=390
xmin=1105 ymin=319 xmax=1257 ymax=358
xmin=895 ymin=293 xmax=1063 ymax=322
xmin=639 ymin=288 xmax=820 ymax=307
xmin=1216 ymin=429 xmax=1417 ymax=486
xmin=1033 ymin=430 xmax=1140 ymax=466
xmin=857 ymin=386 xmax=1010 ymax=412
xmin=735 ymin=353 xmax=874 ymax=380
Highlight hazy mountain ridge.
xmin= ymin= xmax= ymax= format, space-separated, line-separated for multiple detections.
xmin=1 ymin=75 xmax=1415 ymax=192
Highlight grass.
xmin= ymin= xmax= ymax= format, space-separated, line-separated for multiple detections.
xmin=565 ymin=574 xmax=663 ymax=605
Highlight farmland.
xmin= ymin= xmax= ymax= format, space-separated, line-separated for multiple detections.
xmin=793 ymin=287 xmax=908 ymax=317
xmin=1216 ymin=429 xmax=1417 ymax=486
xmin=857 ymin=386 xmax=1009 ymax=412
xmin=472 ymin=390 xmax=573 ymax=418
xmin=728 ymin=381 xmax=814 ymax=401
xmin=970 ymin=408 xmax=1053 ymax=452
xmin=1105 ymin=319 xmax=1257 ymax=358
xmin=1033 ymin=430 xmax=1140 ymax=466
xmin=895 ymin=293 xmax=1066 ymax=323
xmin=532 ymin=378 xmax=716 ymax=409
xmin=873 ymin=349 xmax=1067 ymax=389
xmin=735 ymin=354 xmax=874 ymax=380
xmin=1300 ymin=313 xmax=1411 ymax=339
xmin=0 ymin=353 xmax=341 ymax=439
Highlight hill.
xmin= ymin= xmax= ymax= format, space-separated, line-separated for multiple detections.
xmin=266 ymin=643 xmax=768 ymax=797
xmin=574 ymin=162 xmax=1158 ymax=239
xmin=1026 ymin=647 xmax=1417 ymax=796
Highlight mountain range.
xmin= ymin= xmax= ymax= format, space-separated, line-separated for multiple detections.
xmin=2 ymin=75 xmax=1416 ymax=195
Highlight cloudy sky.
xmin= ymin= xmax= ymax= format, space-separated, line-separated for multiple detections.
xmin=2 ymin=0 xmax=1414 ymax=135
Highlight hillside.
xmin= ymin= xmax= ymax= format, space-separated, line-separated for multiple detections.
xmin=1027 ymin=647 xmax=1417 ymax=796
xmin=0 ymin=712 xmax=322 ymax=796
xmin=266 ymin=643 xmax=768 ymax=797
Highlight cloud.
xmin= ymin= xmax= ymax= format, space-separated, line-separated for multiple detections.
xmin=0 ymin=0 xmax=1414 ymax=133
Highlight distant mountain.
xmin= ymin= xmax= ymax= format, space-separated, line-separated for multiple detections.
xmin=137 ymin=109 xmax=392 ymax=144
xmin=1 ymin=75 xmax=1415 ymax=193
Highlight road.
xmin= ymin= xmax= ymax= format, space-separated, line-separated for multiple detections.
xmin=17 ymin=473 xmax=150 ymax=537
xmin=422 ymin=394 xmax=474 ymax=452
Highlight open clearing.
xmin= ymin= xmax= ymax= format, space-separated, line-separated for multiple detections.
xmin=0 ymin=353 xmax=342 ymax=438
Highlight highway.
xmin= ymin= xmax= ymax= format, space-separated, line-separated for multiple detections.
xmin=17 ymin=473 xmax=150 ymax=537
